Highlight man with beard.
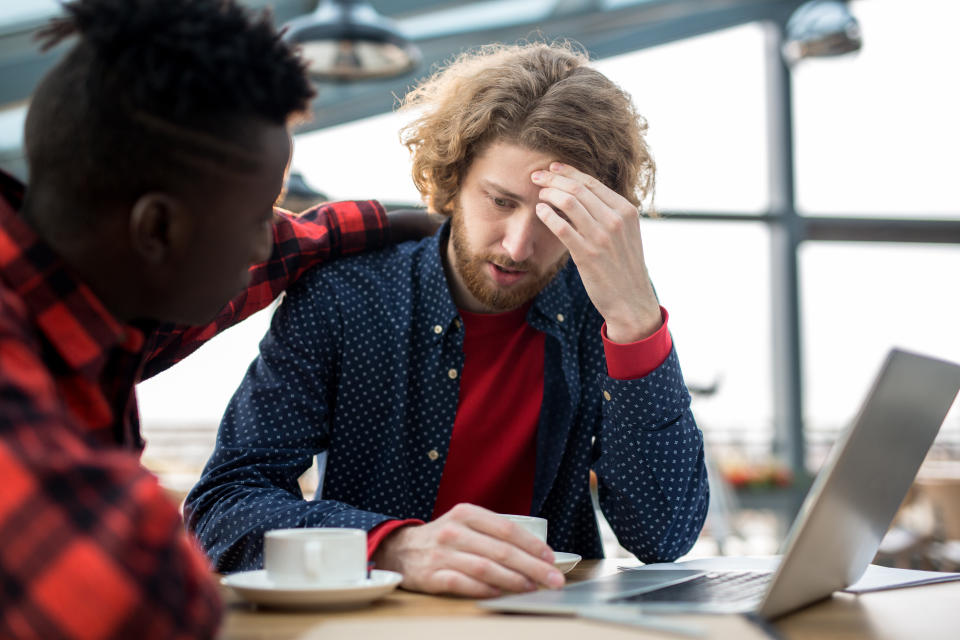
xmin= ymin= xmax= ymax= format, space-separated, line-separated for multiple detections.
xmin=186 ymin=43 xmax=709 ymax=598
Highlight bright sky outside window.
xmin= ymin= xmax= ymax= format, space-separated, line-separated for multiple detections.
xmin=794 ymin=0 xmax=960 ymax=218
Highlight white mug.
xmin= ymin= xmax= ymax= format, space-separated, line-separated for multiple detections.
xmin=263 ymin=528 xmax=367 ymax=586
xmin=498 ymin=514 xmax=548 ymax=542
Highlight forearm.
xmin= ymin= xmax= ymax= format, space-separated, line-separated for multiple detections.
xmin=593 ymin=349 xmax=709 ymax=562
xmin=596 ymin=413 xmax=709 ymax=562
xmin=185 ymin=454 xmax=395 ymax=572
xmin=384 ymin=208 xmax=443 ymax=243
xmin=141 ymin=201 xmax=387 ymax=379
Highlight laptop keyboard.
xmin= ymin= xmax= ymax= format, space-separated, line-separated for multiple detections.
xmin=614 ymin=571 xmax=773 ymax=605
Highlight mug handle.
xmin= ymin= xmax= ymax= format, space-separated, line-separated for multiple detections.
xmin=304 ymin=540 xmax=324 ymax=578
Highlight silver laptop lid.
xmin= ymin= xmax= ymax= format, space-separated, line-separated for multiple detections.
xmin=759 ymin=348 xmax=960 ymax=618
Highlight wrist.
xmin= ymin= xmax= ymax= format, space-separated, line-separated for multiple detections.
xmin=605 ymin=307 xmax=662 ymax=343
xmin=371 ymin=524 xmax=413 ymax=572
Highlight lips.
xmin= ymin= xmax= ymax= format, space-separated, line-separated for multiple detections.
xmin=487 ymin=261 xmax=527 ymax=286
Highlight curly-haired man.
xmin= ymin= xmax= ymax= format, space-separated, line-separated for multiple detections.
xmin=188 ymin=42 xmax=709 ymax=599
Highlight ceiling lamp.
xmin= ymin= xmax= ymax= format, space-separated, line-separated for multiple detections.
xmin=282 ymin=0 xmax=421 ymax=81
xmin=783 ymin=0 xmax=862 ymax=64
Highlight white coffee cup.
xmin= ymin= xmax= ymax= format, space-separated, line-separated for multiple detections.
xmin=263 ymin=528 xmax=367 ymax=586
xmin=498 ymin=514 xmax=548 ymax=542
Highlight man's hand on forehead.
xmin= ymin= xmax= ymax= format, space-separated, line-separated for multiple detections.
xmin=531 ymin=163 xmax=662 ymax=343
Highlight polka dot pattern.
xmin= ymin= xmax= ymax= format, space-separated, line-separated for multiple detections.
xmin=185 ymin=224 xmax=709 ymax=572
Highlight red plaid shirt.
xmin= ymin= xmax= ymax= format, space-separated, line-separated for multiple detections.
xmin=0 ymin=169 xmax=387 ymax=639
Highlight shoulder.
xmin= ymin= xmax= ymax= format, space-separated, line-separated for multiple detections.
xmin=294 ymin=235 xmax=434 ymax=296
xmin=281 ymin=236 xmax=434 ymax=319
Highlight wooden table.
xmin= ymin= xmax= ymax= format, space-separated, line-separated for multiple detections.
xmin=217 ymin=559 xmax=960 ymax=639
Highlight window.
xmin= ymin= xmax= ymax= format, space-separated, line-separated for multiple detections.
xmin=596 ymin=24 xmax=769 ymax=214
xmin=800 ymin=242 xmax=960 ymax=467
xmin=794 ymin=0 xmax=960 ymax=218
xmin=643 ymin=220 xmax=773 ymax=446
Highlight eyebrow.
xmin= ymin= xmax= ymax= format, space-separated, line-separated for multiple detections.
xmin=480 ymin=179 xmax=526 ymax=202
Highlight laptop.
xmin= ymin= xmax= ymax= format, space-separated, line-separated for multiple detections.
xmin=480 ymin=348 xmax=960 ymax=620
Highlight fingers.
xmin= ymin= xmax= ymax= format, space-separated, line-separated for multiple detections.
xmin=542 ymin=162 xmax=635 ymax=214
xmin=532 ymin=169 xmax=611 ymax=230
xmin=435 ymin=549 xmax=538 ymax=595
xmin=441 ymin=506 xmax=565 ymax=592
xmin=441 ymin=528 xmax=562 ymax=592
xmin=424 ymin=568 xmax=504 ymax=599
xmin=377 ymin=504 xmax=567 ymax=597
xmin=412 ymin=551 xmax=539 ymax=597
xmin=531 ymin=164 xmax=640 ymax=241
xmin=447 ymin=504 xmax=552 ymax=561
xmin=527 ymin=163 xmax=658 ymax=342
xmin=535 ymin=202 xmax=586 ymax=255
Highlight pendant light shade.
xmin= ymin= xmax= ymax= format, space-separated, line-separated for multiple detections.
xmin=783 ymin=0 xmax=862 ymax=64
xmin=282 ymin=0 xmax=421 ymax=81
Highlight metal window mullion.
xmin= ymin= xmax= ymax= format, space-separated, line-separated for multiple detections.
xmin=765 ymin=18 xmax=806 ymax=476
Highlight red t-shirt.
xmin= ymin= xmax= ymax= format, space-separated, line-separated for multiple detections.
xmin=431 ymin=303 xmax=543 ymax=518
xmin=367 ymin=307 xmax=673 ymax=555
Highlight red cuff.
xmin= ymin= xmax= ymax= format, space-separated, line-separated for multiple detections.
xmin=366 ymin=519 xmax=424 ymax=560
xmin=601 ymin=306 xmax=672 ymax=380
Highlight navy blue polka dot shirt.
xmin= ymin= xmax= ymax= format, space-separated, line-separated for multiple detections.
xmin=186 ymin=223 xmax=709 ymax=572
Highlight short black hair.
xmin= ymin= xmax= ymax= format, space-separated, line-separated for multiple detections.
xmin=24 ymin=0 xmax=314 ymax=222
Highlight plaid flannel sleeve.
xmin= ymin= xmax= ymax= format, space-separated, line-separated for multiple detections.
xmin=0 ymin=316 xmax=221 ymax=639
xmin=141 ymin=200 xmax=388 ymax=380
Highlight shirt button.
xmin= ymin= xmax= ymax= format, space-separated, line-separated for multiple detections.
xmin=427 ymin=449 xmax=440 ymax=461
xmin=556 ymin=313 xmax=565 ymax=323
xmin=603 ymin=390 xmax=612 ymax=401
xmin=433 ymin=324 xmax=443 ymax=334
xmin=454 ymin=319 xmax=462 ymax=329
xmin=447 ymin=368 xmax=458 ymax=379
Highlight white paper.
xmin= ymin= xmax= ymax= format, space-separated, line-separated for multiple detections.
xmin=624 ymin=556 xmax=960 ymax=594
xmin=841 ymin=564 xmax=960 ymax=593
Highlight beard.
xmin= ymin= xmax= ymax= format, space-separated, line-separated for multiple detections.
xmin=449 ymin=211 xmax=569 ymax=312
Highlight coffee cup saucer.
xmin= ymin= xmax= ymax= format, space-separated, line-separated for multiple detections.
xmin=222 ymin=569 xmax=403 ymax=609
xmin=553 ymin=552 xmax=582 ymax=573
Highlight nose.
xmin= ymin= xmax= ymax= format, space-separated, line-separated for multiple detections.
xmin=500 ymin=210 xmax=541 ymax=264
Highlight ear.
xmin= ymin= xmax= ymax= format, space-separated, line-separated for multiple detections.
xmin=128 ymin=193 xmax=192 ymax=265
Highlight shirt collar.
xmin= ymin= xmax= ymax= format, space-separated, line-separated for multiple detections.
xmin=0 ymin=171 xmax=142 ymax=377
xmin=416 ymin=222 xmax=461 ymax=331
xmin=415 ymin=220 xmax=576 ymax=334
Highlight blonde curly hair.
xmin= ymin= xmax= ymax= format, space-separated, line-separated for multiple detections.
xmin=399 ymin=41 xmax=655 ymax=216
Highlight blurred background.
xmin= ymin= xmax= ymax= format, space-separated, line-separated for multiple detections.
xmin=2 ymin=0 xmax=958 ymax=568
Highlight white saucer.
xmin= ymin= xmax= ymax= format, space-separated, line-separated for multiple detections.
xmin=221 ymin=569 xmax=403 ymax=609
xmin=554 ymin=552 xmax=582 ymax=573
